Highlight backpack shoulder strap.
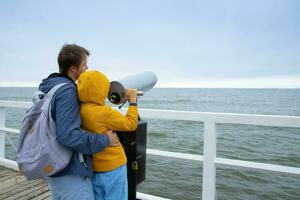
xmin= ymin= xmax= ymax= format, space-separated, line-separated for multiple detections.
xmin=46 ymin=83 xmax=69 ymax=98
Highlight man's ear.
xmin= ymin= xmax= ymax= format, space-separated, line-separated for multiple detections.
xmin=70 ymin=65 xmax=77 ymax=72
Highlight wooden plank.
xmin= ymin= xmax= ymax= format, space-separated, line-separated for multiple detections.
xmin=0 ymin=178 xmax=42 ymax=194
xmin=0 ymin=176 xmax=26 ymax=191
xmin=0 ymin=172 xmax=20 ymax=182
xmin=0 ymin=169 xmax=16 ymax=177
xmin=30 ymin=190 xmax=51 ymax=200
xmin=43 ymin=196 xmax=51 ymax=200
xmin=0 ymin=180 xmax=44 ymax=199
xmin=0 ymin=167 xmax=52 ymax=200
xmin=6 ymin=183 xmax=48 ymax=200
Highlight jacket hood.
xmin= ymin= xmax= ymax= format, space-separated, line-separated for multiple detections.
xmin=39 ymin=73 xmax=75 ymax=93
xmin=77 ymin=70 xmax=110 ymax=105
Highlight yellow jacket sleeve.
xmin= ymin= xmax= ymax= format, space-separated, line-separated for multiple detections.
xmin=101 ymin=105 xmax=138 ymax=131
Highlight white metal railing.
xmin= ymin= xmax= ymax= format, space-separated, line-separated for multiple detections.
xmin=0 ymin=100 xmax=300 ymax=200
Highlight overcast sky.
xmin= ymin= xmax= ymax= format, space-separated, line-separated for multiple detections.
xmin=0 ymin=0 xmax=300 ymax=88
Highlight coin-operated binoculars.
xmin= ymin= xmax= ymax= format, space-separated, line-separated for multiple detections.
xmin=109 ymin=71 xmax=157 ymax=200
xmin=108 ymin=71 xmax=158 ymax=105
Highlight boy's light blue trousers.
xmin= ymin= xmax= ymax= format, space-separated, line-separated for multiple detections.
xmin=92 ymin=164 xmax=128 ymax=200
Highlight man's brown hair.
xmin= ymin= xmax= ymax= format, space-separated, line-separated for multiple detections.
xmin=57 ymin=44 xmax=90 ymax=75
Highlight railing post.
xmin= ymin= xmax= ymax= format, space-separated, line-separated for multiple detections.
xmin=0 ymin=107 xmax=6 ymax=158
xmin=202 ymin=121 xmax=216 ymax=200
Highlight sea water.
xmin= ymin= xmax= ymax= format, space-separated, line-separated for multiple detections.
xmin=0 ymin=88 xmax=299 ymax=200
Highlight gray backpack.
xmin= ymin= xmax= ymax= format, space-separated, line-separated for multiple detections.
xmin=16 ymin=83 xmax=73 ymax=180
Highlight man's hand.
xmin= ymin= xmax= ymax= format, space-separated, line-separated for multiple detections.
xmin=106 ymin=130 xmax=120 ymax=147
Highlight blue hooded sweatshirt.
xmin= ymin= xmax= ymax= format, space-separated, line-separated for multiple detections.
xmin=39 ymin=73 xmax=109 ymax=177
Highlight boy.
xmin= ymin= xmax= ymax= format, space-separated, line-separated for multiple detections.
xmin=77 ymin=70 xmax=138 ymax=200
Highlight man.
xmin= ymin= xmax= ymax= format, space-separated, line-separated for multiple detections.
xmin=39 ymin=44 xmax=119 ymax=199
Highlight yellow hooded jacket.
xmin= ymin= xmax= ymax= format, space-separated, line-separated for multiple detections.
xmin=77 ymin=70 xmax=138 ymax=172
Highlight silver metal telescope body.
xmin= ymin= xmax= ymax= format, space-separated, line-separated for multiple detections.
xmin=108 ymin=71 xmax=158 ymax=105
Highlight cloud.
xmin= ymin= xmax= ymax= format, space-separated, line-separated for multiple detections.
xmin=1 ymin=75 xmax=299 ymax=88
xmin=1 ymin=0 xmax=299 ymax=87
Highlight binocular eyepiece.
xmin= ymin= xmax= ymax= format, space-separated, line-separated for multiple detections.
xmin=109 ymin=91 xmax=144 ymax=104
xmin=109 ymin=92 xmax=121 ymax=104
xmin=108 ymin=71 xmax=158 ymax=105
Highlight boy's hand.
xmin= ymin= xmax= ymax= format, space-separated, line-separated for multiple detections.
xmin=125 ymin=88 xmax=137 ymax=103
xmin=106 ymin=130 xmax=120 ymax=146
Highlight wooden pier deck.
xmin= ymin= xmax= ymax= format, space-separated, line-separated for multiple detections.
xmin=0 ymin=166 xmax=50 ymax=200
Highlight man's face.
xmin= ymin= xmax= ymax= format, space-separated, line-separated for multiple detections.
xmin=73 ymin=54 xmax=88 ymax=81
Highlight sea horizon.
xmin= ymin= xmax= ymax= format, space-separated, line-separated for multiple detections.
xmin=0 ymin=86 xmax=300 ymax=89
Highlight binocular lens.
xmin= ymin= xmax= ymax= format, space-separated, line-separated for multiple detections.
xmin=109 ymin=93 xmax=121 ymax=104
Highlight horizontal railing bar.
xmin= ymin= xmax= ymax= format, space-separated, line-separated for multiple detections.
xmin=0 ymin=101 xmax=32 ymax=108
xmin=0 ymin=127 xmax=19 ymax=134
xmin=1 ymin=100 xmax=300 ymax=128
xmin=215 ymin=158 xmax=300 ymax=176
xmin=147 ymin=149 xmax=203 ymax=161
xmin=2 ymin=153 xmax=300 ymax=177
xmin=0 ymin=158 xmax=18 ymax=171
xmin=136 ymin=109 xmax=300 ymax=128
xmin=137 ymin=192 xmax=171 ymax=200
